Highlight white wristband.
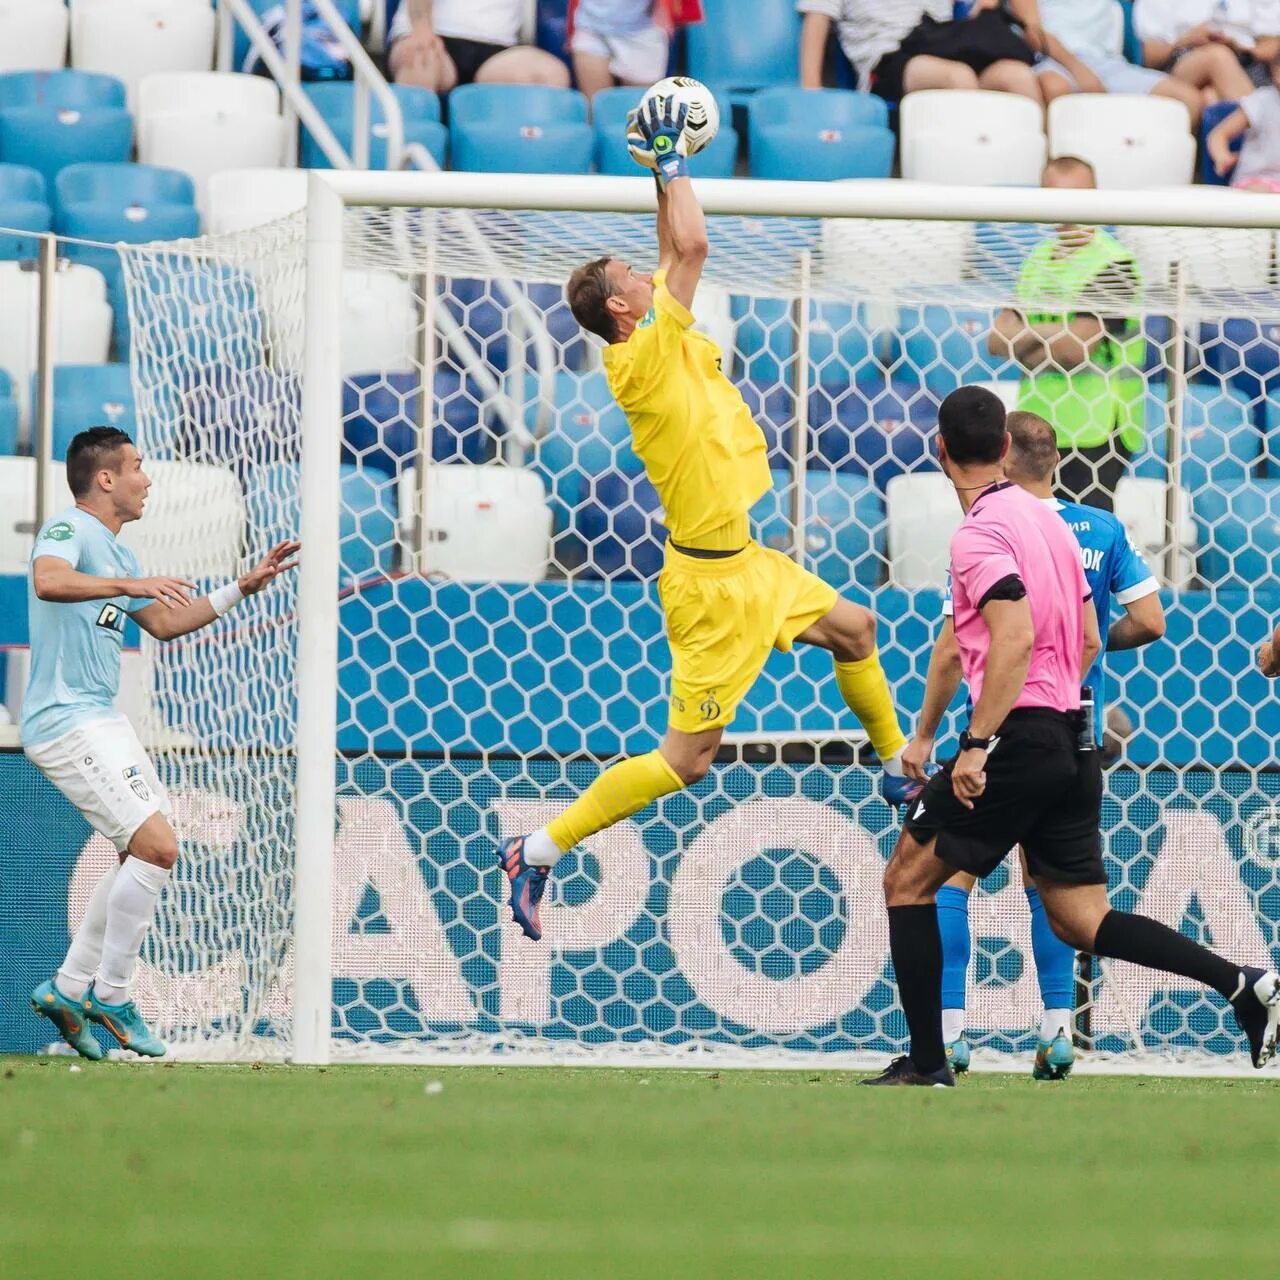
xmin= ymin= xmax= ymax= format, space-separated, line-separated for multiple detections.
xmin=209 ymin=581 xmax=245 ymax=617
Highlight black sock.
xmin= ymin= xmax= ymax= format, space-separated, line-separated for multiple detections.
xmin=888 ymin=904 xmax=945 ymax=1074
xmin=1092 ymin=910 xmax=1240 ymax=1000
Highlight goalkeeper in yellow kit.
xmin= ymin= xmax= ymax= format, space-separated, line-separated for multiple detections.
xmin=497 ymin=94 xmax=912 ymax=940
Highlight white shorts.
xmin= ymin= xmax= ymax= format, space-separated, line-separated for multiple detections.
xmin=1035 ymin=53 xmax=1165 ymax=95
xmin=26 ymin=714 xmax=171 ymax=852
xmin=570 ymin=23 xmax=669 ymax=85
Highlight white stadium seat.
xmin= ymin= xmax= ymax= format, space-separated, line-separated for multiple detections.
xmin=206 ymin=168 xmax=307 ymax=235
xmin=138 ymin=72 xmax=287 ymax=218
xmin=886 ymin=472 xmax=962 ymax=591
xmin=900 ymin=90 xmax=1046 ymax=187
xmin=0 ymin=456 xmax=70 ymax=571
xmin=1119 ymin=214 xmax=1273 ymax=292
xmin=399 ymin=464 xmax=552 ymax=582
xmin=119 ymin=458 xmax=244 ymax=578
xmin=0 ymin=261 xmax=112 ymax=441
xmin=71 ymin=0 xmax=216 ymax=111
xmin=0 ymin=0 xmax=69 ymax=72
xmin=341 ymin=270 xmax=418 ymax=376
xmin=1113 ymin=476 xmax=1195 ymax=588
xmin=691 ymin=282 xmax=735 ymax=363
xmin=1048 ymin=94 xmax=1195 ymax=188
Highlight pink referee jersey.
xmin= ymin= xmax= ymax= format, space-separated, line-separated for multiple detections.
xmin=949 ymin=482 xmax=1090 ymax=714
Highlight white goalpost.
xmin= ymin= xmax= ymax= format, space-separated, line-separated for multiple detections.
xmin=111 ymin=171 xmax=1280 ymax=1071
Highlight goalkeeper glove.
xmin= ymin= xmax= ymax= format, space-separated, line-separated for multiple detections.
xmin=626 ymin=107 xmax=658 ymax=172
xmin=637 ymin=94 xmax=690 ymax=189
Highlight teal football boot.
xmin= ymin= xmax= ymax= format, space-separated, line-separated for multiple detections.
xmin=83 ymin=987 xmax=166 ymax=1058
xmin=1032 ymin=1032 xmax=1075 ymax=1081
xmin=31 ymin=979 xmax=104 ymax=1060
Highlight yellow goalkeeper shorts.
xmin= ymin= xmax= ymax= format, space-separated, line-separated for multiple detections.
xmin=658 ymin=539 xmax=837 ymax=734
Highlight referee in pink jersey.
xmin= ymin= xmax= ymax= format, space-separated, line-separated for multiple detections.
xmin=865 ymin=386 xmax=1280 ymax=1087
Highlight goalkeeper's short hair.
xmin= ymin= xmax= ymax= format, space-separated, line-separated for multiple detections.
xmin=568 ymin=257 xmax=618 ymax=343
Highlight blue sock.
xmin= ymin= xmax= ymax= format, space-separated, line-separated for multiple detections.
xmin=1025 ymin=885 xmax=1075 ymax=1012
xmin=936 ymin=885 xmax=971 ymax=1019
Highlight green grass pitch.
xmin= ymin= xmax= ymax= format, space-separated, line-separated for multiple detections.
xmin=1 ymin=1058 xmax=1276 ymax=1279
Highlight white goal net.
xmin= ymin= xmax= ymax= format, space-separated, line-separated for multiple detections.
xmin=115 ymin=175 xmax=1280 ymax=1070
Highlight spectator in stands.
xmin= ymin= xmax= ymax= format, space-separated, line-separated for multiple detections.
xmin=568 ymin=1 xmax=700 ymax=100
xmin=797 ymin=0 xmax=1046 ymax=105
xmin=1035 ymin=0 xmax=1204 ymax=122
xmin=1259 ymin=619 xmax=1280 ymax=675
xmin=389 ymin=0 xmax=570 ymax=92
xmin=988 ymin=156 xmax=1145 ymax=512
xmin=1135 ymin=0 xmax=1280 ymax=98
xmin=1208 ymin=52 xmax=1280 ymax=186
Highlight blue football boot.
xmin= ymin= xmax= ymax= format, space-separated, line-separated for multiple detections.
xmin=498 ymin=835 xmax=550 ymax=941
xmin=31 ymin=979 xmax=104 ymax=1061
xmin=1032 ymin=1032 xmax=1075 ymax=1081
xmin=83 ymin=987 xmax=166 ymax=1057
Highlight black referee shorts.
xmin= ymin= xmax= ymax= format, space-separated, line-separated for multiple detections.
xmin=904 ymin=708 xmax=1105 ymax=885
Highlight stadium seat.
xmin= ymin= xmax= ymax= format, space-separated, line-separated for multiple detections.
xmin=342 ymin=270 xmax=418 ymax=376
xmin=0 ymin=456 xmax=71 ymax=568
xmin=0 ymin=105 xmax=132 ymax=191
xmin=810 ymin=377 xmax=940 ymax=487
xmin=1193 ymin=479 xmax=1280 ymax=588
xmin=0 ymin=368 xmax=18 ymax=455
xmin=70 ymin=0 xmax=216 ymax=111
xmin=397 ymin=463 xmax=552 ymax=582
xmin=1194 ymin=314 xmax=1280 ymax=400
xmin=0 ymin=0 xmax=69 ymax=73
xmin=1113 ymin=475 xmax=1195 ymax=587
xmin=1048 ymin=94 xmax=1195 ymax=188
xmin=592 ymin=84 xmax=740 ymax=177
xmin=575 ymin=466 xmax=666 ymax=579
xmin=686 ymin=0 xmax=799 ymax=103
xmin=524 ymin=281 xmax=586 ymax=367
xmin=449 ymin=84 xmax=592 ymax=174
xmin=748 ymin=88 xmax=892 ymax=181
xmin=138 ymin=72 xmax=287 ymax=217
xmin=885 ymin=472 xmax=960 ymax=590
xmin=898 ymin=304 xmax=1018 ymax=395
xmin=46 ymin=363 xmax=135 ymax=461
xmin=900 ymin=90 xmax=1046 ymax=186
xmin=734 ymin=296 xmax=887 ymax=389
xmin=55 ymin=162 xmax=200 ymax=358
xmin=0 ymin=69 xmax=126 ymax=109
xmin=822 ymin=206 xmax=972 ymax=290
xmin=174 ymin=365 xmax=301 ymax=471
xmin=0 ymin=260 xmax=111 ymax=438
xmin=969 ymin=220 xmax=1049 ymax=285
xmin=750 ymin=468 xmax=885 ymax=591
xmin=1119 ymin=221 xmax=1271 ymax=292
xmin=206 ymin=167 xmax=306 ymax=234
xmin=229 ymin=0 xmax=360 ymax=77
xmin=1200 ymin=100 xmax=1240 ymax=185
xmin=1134 ymin=382 xmax=1261 ymax=493
xmin=300 ymin=82 xmax=447 ymax=170
xmin=0 ymin=163 xmax=51 ymax=260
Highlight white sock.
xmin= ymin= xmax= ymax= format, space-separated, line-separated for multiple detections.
xmin=942 ymin=1009 xmax=967 ymax=1043
xmin=56 ymin=862 xmax=121 ymax=1001
xmin=1040 ymin=1008 xmax=1072 ymax=1041
xmin=95 ymin=857 xmax=171 ymax=1005
xmin=521 ymin=828 xmax=562 ymax=868
xmin=882 ymin=749 xmax=905 ymax=778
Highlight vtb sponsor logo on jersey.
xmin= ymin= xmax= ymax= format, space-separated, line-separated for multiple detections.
xmin=122 ymin=765 xmax=151 ymax=803
xmin=95 ymin=603 xmax=125 ymax=634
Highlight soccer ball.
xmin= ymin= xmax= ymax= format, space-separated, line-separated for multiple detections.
xmin=643 ymin=76 xmax=720 ymax=156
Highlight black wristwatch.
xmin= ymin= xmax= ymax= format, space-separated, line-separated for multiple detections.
xmin=959 ymin=730 xmax=991 ymax=752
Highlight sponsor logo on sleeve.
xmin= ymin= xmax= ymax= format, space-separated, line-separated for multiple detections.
xmin=40 ymin=521 xmax=75 ymax=542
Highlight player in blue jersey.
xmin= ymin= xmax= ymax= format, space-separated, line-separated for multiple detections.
xmin=900 ymin=411 xmax=1166 ymax=1080
xmin=25 ymin=427 xmax=298 ymax=1059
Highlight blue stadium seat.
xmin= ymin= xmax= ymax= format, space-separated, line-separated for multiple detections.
xmin=593 ymin=85 xmax=740 ymax=176
xmin=1193 ymin=480 xmax=1280 ymax=588
xmin=524 ymin=281 xmax=586 ymax=366
xmin=1201 ymin=100 xmax=1240 ymax=185
xmin=1196 ymin=313 xmax=1280 ymax=400
xmin=341 ymin=368 xmax=499 ymax=478
xmin=750 ymin=468 xmax=886 ymax=590
xmin=300 ymin=82 xmax=448 ymax=169
xmin=56 ymin=164 xmax=199 ymax=360
xmin=970 ymin=220 xmax=1050 ymax=285
xmin=809 ymin=377 xmax=940 ymax=486
xmin=449 ymin=84 xmax=593 ymax=174
xmin=735 ymin=377 xmax=796 ymax=468
xmin=244 ymin=460 xmax=396 ymax=585
xmin=898 ymin=304 xmax=1018 ymax=394
xmin=734 ymin=297 xmax=887 ymax=389
xmin=1134 ymin=381 xmax=1261 ymax=492
xmin=0 ymin=107 xmax=132 ymax=192
xmin=575 ymin=467 xmax=666 ymax=579
xmin=748 ymin=88 xmax=892 ymax=181
xmin=231 ymin=0 xmax=360 ymax=77
xmin=0 ymin=368 xmax=18 ymax=455
xmin=47 ymin=363 xmax=135 ymax=460
xmin=175 ymin=366 xmax=301 ymax=471
xmin=0 ymin=70 xmax=127 ymax=110
xmin=687 ymin=0 xmax=800 ymax=103
xmin=0 ymin=163 xmax=50 ymax=260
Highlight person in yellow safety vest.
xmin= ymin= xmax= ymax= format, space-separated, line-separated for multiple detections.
xmin=988 ymin=155 xmax=1146 ymax=513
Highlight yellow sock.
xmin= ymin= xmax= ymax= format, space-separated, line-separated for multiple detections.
xmin=546 ymin=749 xmax=684 ymax=852
xmin=833 ymin=649 xmax=907 ymax=763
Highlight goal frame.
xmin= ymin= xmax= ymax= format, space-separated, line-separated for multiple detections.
xmin=294 ymin=170 xmax=1280 ymax=1066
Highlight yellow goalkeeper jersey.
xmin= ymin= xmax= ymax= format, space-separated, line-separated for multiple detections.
xmin=602 ymin=270 xmax=770 ymax=551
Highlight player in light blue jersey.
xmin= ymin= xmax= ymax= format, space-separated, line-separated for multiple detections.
xmin=901 ymin=411 xmax=1166 ymax=1080
xmin=25 ymin=427 xmax=298 ymax=1059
